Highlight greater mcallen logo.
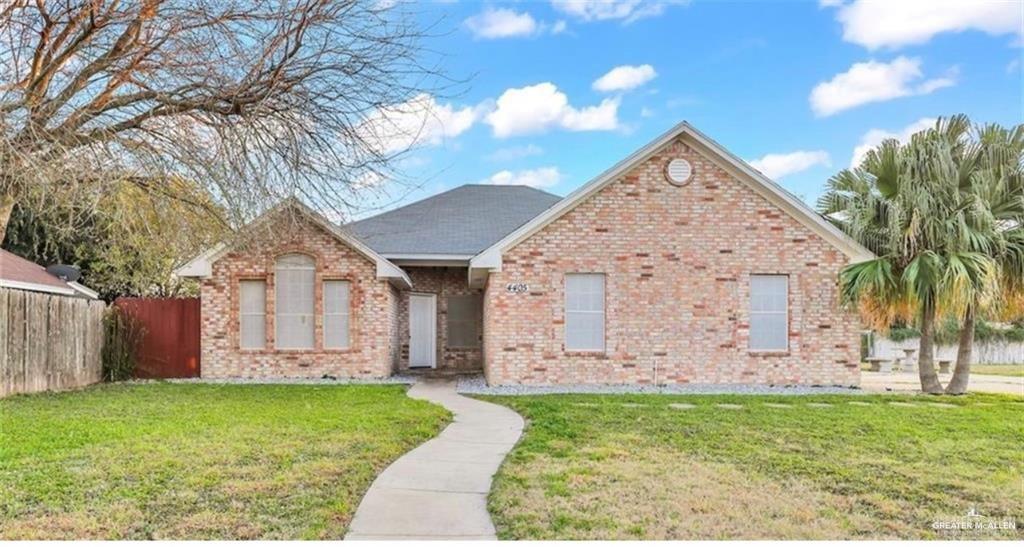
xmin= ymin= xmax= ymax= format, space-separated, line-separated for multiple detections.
xmin=932 ymin=506 xmax=1017 ymax=534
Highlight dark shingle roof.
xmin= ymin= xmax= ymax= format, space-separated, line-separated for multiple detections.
xmin=345 ymin=185 xmax=561 ymax=256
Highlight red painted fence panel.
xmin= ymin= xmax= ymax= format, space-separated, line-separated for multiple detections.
xmin=114 ymin=297 xmax=200 ymax=378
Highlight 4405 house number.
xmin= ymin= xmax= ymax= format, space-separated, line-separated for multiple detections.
xmin=506 ymin=283 xmax=529 ymax=294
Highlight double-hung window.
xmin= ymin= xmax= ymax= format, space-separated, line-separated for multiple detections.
xmin=749 ymin=275 xmax=789 ymax=351
xmin=565 ymin=273 xmax=605 ymax=351
xmin=323 ymin=280 xmax=351 ymax=349
xmin=239 ymin=280 xmax=266 ymax=349
xmin=275 ymin=254 xmax=315 ymax=349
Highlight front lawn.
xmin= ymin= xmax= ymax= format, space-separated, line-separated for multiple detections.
xmin=0 ymin=383 xmax=449 ymax=540
xmin=482 ymin=393 xmax=1023 ymax=540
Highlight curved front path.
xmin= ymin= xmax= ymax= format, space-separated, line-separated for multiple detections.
xmin=345 ymin=379 xmax=524 ymax=540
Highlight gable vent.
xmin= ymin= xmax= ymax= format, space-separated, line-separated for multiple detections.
xmin=666 ymin=158 xmax=692 ymax=186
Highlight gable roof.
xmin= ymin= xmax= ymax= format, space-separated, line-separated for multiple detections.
xmin=0 ymin=249 xmax=98 ymax=298
xmin=175 ymin=198 xmax=411 ymax=288
xmin=469 ymin=121 xmax=875 ymax=275
xmin=347 ymin=185 xmax=561 ymax=257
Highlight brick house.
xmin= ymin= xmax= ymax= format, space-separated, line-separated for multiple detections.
xmin=177 ymin=122 xmax=872 ymax=385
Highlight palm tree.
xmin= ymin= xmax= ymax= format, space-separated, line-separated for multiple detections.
xmin=942 ymin=123 xmax=1024 ymax=394
xmin=818 ymin=115 xmax=996 ymax=394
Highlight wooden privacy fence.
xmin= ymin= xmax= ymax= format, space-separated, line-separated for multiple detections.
xmin=0 ymin=288 xmax=106 ymax=397
xmin=115 ymin=297 xmax=200 ymax=378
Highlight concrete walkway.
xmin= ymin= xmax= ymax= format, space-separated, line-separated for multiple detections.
xmin=345 ymin=379 xmax=524 ymax=540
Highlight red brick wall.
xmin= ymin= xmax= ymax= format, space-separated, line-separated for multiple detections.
xmin=396 ymin=267 xmax=483 ymax=372
xmin=483 ymin=137 xmax=861 ymax=386
xmin=200 ymin=218 xmax=394 ymax=378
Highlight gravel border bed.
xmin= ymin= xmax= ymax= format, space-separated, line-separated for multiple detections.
xmin=128 ymin=375 xmax=417 ymax=386
xmin=456 ymin=374 xmax=862 ymax=396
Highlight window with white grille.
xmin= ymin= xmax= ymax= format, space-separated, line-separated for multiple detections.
xmin=275 ymin=254 xmax=315 ymax=349
xmin=749 ymin=275 xmax=789 ymax=351
xmin=239 ymin=280 xmax=266 ymax=349
xmin=447 ymin=294 xmax=481 ymax=348
xmin=323 ymin=280 xmax=350 ymax=349
xmin=565 ymin=273 xmax=605 ymax=351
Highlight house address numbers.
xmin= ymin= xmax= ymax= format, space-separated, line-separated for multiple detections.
xmin=506 ymin=283 xmax=529 ymax=294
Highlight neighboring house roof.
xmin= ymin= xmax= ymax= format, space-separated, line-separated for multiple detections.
xmin=346 ymin=185 xmax=561 ymax=258
xmin=469 ymin=121 xmax=875 ymax=279
xmin=175 ymin=198 xmax=412 ymax=288
xmin=0 ymin=249 xmax=98 ymax=298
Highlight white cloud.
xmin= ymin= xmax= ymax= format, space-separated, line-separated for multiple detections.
xmin=551 ymin=20 xmax=568 ymax=34
xmin=809 ymin=56 xmax=956 ymax=117
xmin=640 ymin=107 xmax=654 ymax=118
xmin=465 ymin=8 xmax=539 ymax=39
xmin=551 ymin=0 xmax=687 ymax=24
xmin=592 ymin=64 xmax=657 ymax=92
xmin=485 ymin=82 xmax=620 ymax=137
xmin=485 ymin=144 xmax=544 ymax=162
xmin=825 ymin=0 xmax=1022 ymax=49
xmin=360 ymin=94 xmax=486 ymax=154
xmin=748 ymin=150 xmax=831 ymax=180
xmin=478 ymin=167 xmax=563 ymax=189
xmin=849 ymin=117 xmax=936 ymax=169
xmin=1007 ymin=59 xmax=1021 ymax=74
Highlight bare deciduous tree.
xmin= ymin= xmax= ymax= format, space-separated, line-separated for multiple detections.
xmin=0 ymin=0 xmax=447 ymax=242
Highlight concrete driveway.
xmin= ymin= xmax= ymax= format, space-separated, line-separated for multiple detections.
xmin=861 ymin=371 xmax=1023 ymax=396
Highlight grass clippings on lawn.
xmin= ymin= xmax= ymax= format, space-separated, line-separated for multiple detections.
xmin=0 ymin=383 xmax=449 ymax=540
xmin=482 ymin=393 xmax=1024 ymax=540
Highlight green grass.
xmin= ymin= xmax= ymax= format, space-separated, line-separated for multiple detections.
xmin=973 ymin=364 xmax=1024 ymax=377
xmin=0 ymin=383 xmax=449 ymax=540
xmin=481 ymin=393 xmax=1024 ymax=540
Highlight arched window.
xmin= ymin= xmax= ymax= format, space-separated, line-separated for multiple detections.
xmin=275 ymin=253 xmax=315 ymax=349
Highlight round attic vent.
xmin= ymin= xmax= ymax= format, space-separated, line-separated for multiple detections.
xmin=665 ymin=158 xmax=692 ymax=186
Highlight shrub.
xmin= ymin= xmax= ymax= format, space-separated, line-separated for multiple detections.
xmin=101 ymin=307 xmax=145 ymax=381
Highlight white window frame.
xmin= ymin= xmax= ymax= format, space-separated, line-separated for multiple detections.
xmin=323 ymin=280 xmax=351 ymax=350
xmin=239 ymin=279 xmax=266 ymax=349
xmin=446 ymin=294 xmax=481 ymax=349
xmin=564 ymin=273 xmax=606 ymax=352
xmin=274 ymin=253 xmax=316 ymax=350
xmin=749 ymin=274 xmax=789 ymax=352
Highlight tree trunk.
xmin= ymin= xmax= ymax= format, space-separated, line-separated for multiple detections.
xmin=945 ymin=306 xmax=975 ymax=395
xmin=918 ymin=299 xmax=945 ymax=394
xmin=0 ymin=191 xmax=14 ymax=244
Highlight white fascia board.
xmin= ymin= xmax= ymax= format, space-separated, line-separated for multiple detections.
xmin=0 ymin=279 xmax=77 ymax=296
xmin=469 ymin=121 xmax=875 ymax=272
xmin=67 ymin=281 xmax=99 ymax=299
xmin=376 ymin=260 xmax=412 ymax=289
xmin=470 ymin=248 xmax=502 ymax=271
xmin=384 ymin=253 xmax=474 ymax=261
xmin=387 ymin=254 xmax=473 ymax=267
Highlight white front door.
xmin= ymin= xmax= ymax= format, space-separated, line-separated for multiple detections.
xmin=409 ymin=294 xmax=437 ymax=368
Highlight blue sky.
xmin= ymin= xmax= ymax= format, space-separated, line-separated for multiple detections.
xmin=360 ymin=0 xmax=1023 ymax=216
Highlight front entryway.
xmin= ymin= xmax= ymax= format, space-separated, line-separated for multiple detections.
xmin=409 ymin=293 xmax=437 ymax=368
